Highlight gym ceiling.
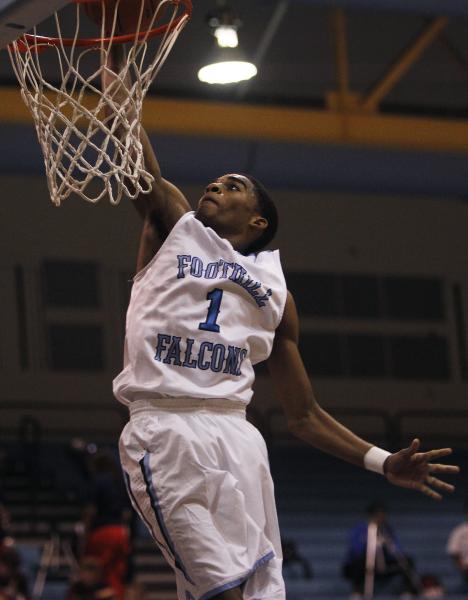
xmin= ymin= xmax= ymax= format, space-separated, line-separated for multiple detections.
xmin=1 ymin=0 xmax=468 ymax=196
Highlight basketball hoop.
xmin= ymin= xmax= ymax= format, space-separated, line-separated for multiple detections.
xmin=7 ymin=0 xmax=192 ymax=206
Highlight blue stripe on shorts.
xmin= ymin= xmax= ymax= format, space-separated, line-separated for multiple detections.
xmin=140 ymin=452 xmax=195 ymax=585
xmin=200 ymin=550 xmax=275 ymax=600
xmin=122 ymin=469 xmax=172 ymax=557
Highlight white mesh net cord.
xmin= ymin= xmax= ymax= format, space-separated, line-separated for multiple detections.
xmin=8 ymin=0 xmax=191 ymax=206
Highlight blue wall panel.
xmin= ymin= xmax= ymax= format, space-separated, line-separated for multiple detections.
xmin=1 ymin=124 xmax=467 ymax=199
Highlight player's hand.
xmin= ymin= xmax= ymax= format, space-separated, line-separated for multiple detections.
xmin=384 ymin=438 xmax=459 ymax=501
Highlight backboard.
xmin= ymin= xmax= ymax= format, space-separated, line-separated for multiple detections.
xmin=0 ymin=0 xmax=70 ymax=49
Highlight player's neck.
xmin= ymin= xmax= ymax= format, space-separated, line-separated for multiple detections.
xmin=198 ymin=217 xmax=250 ymax=254
xmin=222 ymin=232 xmax=250 ymax=254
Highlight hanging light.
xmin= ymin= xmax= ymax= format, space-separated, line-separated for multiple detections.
xmin=214 ymin=25 xmax=238 ymax=49
xmin=198 ymin=53 xmax=257 ymax=85
xmin=198 ymin=3 xmax=257 ymax=85
xmin=198 ymin=60 xmax=257 ymax=85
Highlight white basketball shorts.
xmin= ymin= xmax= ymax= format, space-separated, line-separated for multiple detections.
xmin=119 ymin=398 xmax=285 ymax=600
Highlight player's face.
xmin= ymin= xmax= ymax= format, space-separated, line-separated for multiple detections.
xmin=195 ymin=174 xmax=259 ymax=236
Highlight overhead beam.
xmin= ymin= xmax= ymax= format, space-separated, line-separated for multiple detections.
xmin=2 ymin=87 xmax=468 ymax=154
xmin=361 ymin=17 xmax=449 ymax=111
xmin=331 ymin=8 xmax=350 ymax=107
xmin=326 ymin=8 xmax=362 ymax=113
xmin=438 ymin=33 xmax=468 ymax=80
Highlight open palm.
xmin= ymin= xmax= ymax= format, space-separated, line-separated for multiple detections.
xmin=384 ymin=439 xmax=459 ymax=501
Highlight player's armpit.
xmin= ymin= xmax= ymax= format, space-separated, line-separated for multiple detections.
xmin=135 ymin=217 xmax=163 ymax=274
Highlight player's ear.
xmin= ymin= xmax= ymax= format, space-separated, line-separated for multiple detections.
xmin=250 ymin=215 xmax=268 ymax=232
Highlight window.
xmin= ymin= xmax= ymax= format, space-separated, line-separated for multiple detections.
xmin=47 ymin=324 xmax=104 ymax=371
xmin=342 ymin=275 xmax=381 ymax=319
xmin=42 ymin=260 xmax=105 ymax=371
xmin=287 ymin=273 xmax=339 ymax=317
xmin=300 ymin=333 xmax=343 ymax=376
xmin=346 ymin=334 xmax=386 ymax=378
xmin=42 ymin=260 xmax=99 ymax=308
xmin=389 ymin=335 xmax=450 ymax=380
xmin=284 ymin=272 xmax=444 ymax=322
xmin=297 ymin=333 xmax=450 ymax=381
xmin=384 ymin=276 xmax=444 ymax=321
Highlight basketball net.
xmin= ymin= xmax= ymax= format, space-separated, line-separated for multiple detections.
xmin=8 ymin=0 xmax=191 ymax=206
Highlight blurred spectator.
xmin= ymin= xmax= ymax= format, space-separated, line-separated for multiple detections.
xmin=342 ymin=500 xmax=419 ymax=598
xmin=67 ymin=556 xmax=116 ymax=600
xmin=0 ymin=547 xmax=29 ymax=600
xmin=0 ymin=496 xmax=10 ymax=546
xmin=281 ymin=539 xmax=313 ymax=579
xmin=419 ymin=574 xmax=445 ymax=599
xmin=446 ymin=498 xmax=468 ymax=592
xmin=67 ymin=438 xmax=97 ymax=487
xmin=82 ymin=450 xmax=131 ymax=600
xmin=0 ymin=495 xmax=28 ymax=600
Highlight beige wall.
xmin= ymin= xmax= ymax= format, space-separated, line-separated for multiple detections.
xmin=1 ymin=176 xmax=467 ymax=442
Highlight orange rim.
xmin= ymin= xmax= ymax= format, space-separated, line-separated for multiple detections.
xmin=15 ymin=0 xmax=192 ymax=49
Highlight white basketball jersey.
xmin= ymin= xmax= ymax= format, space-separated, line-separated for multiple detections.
xmin=113 ymin=212 xmax=287 ymax=406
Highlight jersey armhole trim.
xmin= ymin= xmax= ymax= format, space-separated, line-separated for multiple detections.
xmin=273 ymin=249 xmax=288 ymax=331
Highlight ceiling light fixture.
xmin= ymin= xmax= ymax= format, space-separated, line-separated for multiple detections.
xmin=198 ymin=2 xmax=257 ymax=85
xmin=214 ymin=25 xmax=238 ymax=49
xmin=198 ymin=60 xmax=257 ymax=85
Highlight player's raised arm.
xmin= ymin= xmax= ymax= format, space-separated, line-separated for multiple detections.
xmin=102 ymin=45 xmax=191 ymax=271
xmin=102 ymin=46 xmax=190 ymax=219
xmin=267 ymin=292 xmax=460 ymax=501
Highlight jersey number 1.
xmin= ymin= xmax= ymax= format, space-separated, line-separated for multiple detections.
xmin=199 ymin=289 xmax=223 ymax=333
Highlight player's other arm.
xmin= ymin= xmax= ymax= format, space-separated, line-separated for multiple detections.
xmin=267 ymin=292 xmax=459 ymax=501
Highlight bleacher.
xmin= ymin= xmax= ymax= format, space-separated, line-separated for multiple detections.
xmin=270 ymin=445 xmax=468 ymax=599
xmin=1 ymin=441 xmax=466 ymax=599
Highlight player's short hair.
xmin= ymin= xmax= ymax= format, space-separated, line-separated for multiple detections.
xmin=242 ymin=174 xmax=278 ymax=254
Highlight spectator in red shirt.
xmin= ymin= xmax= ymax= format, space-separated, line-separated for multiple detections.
xmin=82 ymin=451 xmax=131 ymax=600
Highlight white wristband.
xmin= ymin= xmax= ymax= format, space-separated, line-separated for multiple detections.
xmin=363 ymin=446 xmax=391 ymax=475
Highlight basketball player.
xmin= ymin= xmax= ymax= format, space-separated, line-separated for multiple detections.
xmin=104 ymin=49 xmax=459 ymax=600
